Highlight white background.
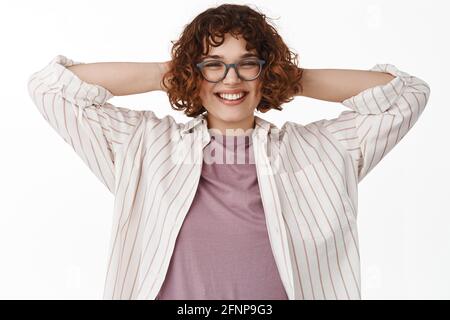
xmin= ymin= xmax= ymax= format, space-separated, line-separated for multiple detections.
xmin=0 ymin=0 xmax=448 ymax=299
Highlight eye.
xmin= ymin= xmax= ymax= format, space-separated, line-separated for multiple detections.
xmin=240 ymin=60 xmax=259 ymax=66
xmin=204 ymin=61 xmax=223 ymax=68
xmin=238 ymin=60 xmax=260 ymax=69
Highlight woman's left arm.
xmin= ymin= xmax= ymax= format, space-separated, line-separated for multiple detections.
xmin=299 ymin=64 xmax=431 ymax=183
xmin=298 ymin=68 xmax=395 ymax=102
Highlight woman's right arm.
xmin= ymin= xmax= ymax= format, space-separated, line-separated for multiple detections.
xmin=67 ymin=60 xmax=170 ymax=95
xmin=27 ymin=55 xmax=168 ymax=194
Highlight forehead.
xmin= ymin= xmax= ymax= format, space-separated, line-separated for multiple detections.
xmin=201 ymin=33 xmax=258 ymax=59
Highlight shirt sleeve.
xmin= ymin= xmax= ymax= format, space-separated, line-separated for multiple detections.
xmin=314 ymin=64 xmax=431 ymax=183
xmin=27 ymin=55 xmax=145 ymax=194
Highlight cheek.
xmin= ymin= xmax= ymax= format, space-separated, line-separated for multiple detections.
xmin=252 ymin=81 xmax=262 ymax=95
xmin=251 ymin=84 xmax=263 ymax=100
xmin=199 ymin=82 xmax=215 ymax=100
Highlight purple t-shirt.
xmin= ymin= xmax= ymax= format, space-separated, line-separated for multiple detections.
xmin=155 ymin=131 xmax=288 ymax=300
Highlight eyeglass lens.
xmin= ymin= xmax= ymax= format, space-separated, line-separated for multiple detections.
xmin=201 ymin=59 xmax=261 ymax=82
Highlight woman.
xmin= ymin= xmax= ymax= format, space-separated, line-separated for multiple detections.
xmin=27 ymin=4 xmax=430 ymax=300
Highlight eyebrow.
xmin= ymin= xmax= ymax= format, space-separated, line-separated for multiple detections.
xmin=202 ymin=53 xmax=258 ymax=59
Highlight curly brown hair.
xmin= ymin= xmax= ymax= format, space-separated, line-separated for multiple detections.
xmin=161 ymin=3 xmax=303 ymax=117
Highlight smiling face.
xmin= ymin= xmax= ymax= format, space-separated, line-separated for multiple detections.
xmin=198 ymin=33 xmax=264 ymax=135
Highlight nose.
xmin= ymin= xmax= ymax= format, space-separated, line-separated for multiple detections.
xmin=222 ymin=66 xmax=241 ymax=84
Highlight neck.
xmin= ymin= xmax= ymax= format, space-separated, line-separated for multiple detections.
xmin=205 ymin=114 xmax=255 ymax=136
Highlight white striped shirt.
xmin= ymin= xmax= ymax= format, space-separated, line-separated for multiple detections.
xmin=27 ymin=55 xmax=430 ymax=299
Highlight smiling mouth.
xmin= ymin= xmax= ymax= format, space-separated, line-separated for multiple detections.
xmin=214 ymin=92 xmax=249 ymax=104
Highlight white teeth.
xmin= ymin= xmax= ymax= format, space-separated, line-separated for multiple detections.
xmin=218 ymin=92 xmax=245 ymax=100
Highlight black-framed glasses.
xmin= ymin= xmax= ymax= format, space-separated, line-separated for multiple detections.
xmin=196 ymin=58 xmax=266 ymax=83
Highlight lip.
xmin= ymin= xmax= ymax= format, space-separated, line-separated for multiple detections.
xmin=214 ymin=92 xmax=249 ymax=106
xmin=215 ymin=89 xmax=248 ymax=94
